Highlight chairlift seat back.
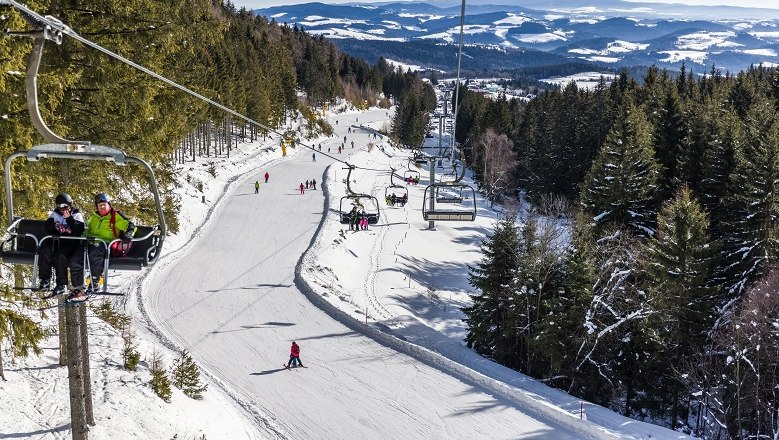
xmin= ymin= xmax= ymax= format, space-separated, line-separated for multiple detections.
xmin=435 ymin=196 xmax=464 ymax=204
xmin=1 ymin=219 xmax=160 ymax=270
xmin=108 ymin=225 xmax=160 ymax=270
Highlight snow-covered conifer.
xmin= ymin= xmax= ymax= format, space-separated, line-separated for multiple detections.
xmin=719 ymin=97 xmax=779 ymax=298
xmin=171 ymin=350 xmax=207 ymax=399
xmin=149 ymin=351 xmax=172 ymax=402
xmin=643 ymin=185 xmax=716 ymax=428
xmin=580 ymin=100 xmax=660 ymax=237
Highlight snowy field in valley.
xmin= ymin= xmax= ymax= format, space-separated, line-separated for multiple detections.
xmin=1 ymin=105 xmax=691 ymax=439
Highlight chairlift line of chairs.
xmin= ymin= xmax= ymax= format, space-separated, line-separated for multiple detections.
xmin=0 ymin=27 xmax=166 ymax=293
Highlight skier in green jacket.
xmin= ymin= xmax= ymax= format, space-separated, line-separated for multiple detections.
xmin=70 ymin=193 xmax=135 ymax=301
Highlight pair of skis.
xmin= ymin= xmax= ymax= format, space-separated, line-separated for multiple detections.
xmin=283 ymin=364 xmax=307 ymax=370
xmin=14 ymin=286 xmax=123 ymax=309
xmin=37 ymin=290 xmax=124 ymax=310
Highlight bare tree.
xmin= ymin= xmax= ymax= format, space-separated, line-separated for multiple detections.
xmin=719 ymin=269 xmax=779 ymax=439
xmin=473 ymin=129 xmax=517 ymax=207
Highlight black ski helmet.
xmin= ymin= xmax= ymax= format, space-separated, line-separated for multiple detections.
xmin=55 ymin=193 xmax=73 ymax=207
xmin=94 ymin=193 xmax=111 ymax=206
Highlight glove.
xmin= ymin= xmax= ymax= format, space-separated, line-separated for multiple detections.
xmin=121 ymin=230 xmax=133 ymax=243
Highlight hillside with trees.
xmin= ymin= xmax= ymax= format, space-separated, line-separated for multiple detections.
xmin=455 ymin=64 xmax=779 ymax=437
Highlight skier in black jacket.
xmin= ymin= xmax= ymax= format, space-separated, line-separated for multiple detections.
xmin=39 ymin=193 xmax=86 ymax=294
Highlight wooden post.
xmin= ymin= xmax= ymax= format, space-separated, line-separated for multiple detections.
xmin=66 ymin=306 xmax=89 ymax=440
xmin=78 ymin=304 xmax=94 ymax=425
xmin=59 ymin=296 xmax=67 ymax=366
xmin=0 ymin=345 xmax=5 ymax=381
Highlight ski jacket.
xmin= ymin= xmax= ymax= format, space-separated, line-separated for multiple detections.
xmin=290 ymin=343 xmax=300 ymax=357
xmin=85 ymin=209 xmax=136 ymax=245
xmin=44 ymin=208 xmax=85 ymax=237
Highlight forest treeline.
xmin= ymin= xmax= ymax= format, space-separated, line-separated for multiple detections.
xmin=456 ymin=64 xmax=779 ymax=438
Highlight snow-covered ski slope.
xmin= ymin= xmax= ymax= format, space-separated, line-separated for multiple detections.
xmin=141 ymin=108 xmax=689 ymax=439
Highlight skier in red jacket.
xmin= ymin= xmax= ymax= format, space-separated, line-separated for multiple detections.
xmin=286 ymin=341 xmax=304 ymax=368
xmin=264 ymin=172 xmax=269 ymax=183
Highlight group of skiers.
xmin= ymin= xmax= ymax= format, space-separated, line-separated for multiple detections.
xmin=405 ymin=176 xmax=420 ymax=185
xmin=385 ymin=193 xmax=407 ymax=207
xmin=347 ymin=206 xmax=370 ymax=231
xmin=37 ymin=192 xmax=136 ymax=302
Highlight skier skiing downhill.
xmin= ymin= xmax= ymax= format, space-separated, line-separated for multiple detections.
xmin=264 ymin=171 xmax=269 ymax=183
xmin=285 ymin=341 xmax=303 ymax=368
xmin=299 ymin=183 xmax=305 ymax=195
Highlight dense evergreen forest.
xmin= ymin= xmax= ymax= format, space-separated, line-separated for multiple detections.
xmin=0 ymin=0 xmax=426 ymax=378
xmin=457 ymin=65 xmax=779 ymax=438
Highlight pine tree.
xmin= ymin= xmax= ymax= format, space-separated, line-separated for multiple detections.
xmin=462 ymin=212 xmax=521 ymax=360
xmin=532 ymin=210 xmax=596 ymax=390
xmin=643 ymin=185 xmax=716 ymax=428
xmin=149 ymin=351 xmax=173 ymax=402
xmin=719 ymin=96 xmax=779 ymax=298
xmin=171 ymin=350 xmax=208 ymax=399
xmin=121 ymin=325 xmax=141 ymax=372
xmin=0 ymin=305 xmax=46 ymax=381
xmin=649 ymin=83 xmax=686 ymax=200
xmin=580 ymin=100 xmax=660 ymax=236
xmin=697 ymin=102 xmax=743 ymax=235
xmin=391 ymin=80 xmax=428 ymax=149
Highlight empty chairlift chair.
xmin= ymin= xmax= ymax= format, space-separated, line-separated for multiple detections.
xmin=422 ymin=150 xmax=476 ymax=222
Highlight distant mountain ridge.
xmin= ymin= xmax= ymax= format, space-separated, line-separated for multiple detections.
xmin=255 ymin=1 xmax=779 ymax=74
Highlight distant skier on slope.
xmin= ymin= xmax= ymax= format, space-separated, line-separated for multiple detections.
xmin=285 ymin=341 xmax=304 ymax=368
xmin=264 ymin=171 xmax=269 ymax=183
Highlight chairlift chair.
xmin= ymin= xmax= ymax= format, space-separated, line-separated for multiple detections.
xmin=0 ymin=32 xmax=166 ymax=292
xmin=337 ymin=165 xmax=380 ymax=224
xmin=384 ymin=169 xmax=408 ymax=207
xmin=422 ymin=149 xmax=477 ymax=222
xmin=422 ymin=184 xmax=475 ymax=221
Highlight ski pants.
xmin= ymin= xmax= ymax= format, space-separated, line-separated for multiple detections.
xmin=289 ymin=355 xmax=302 ymax=367
xmin=39 ymin=240 xmax=83 ymax=286
xmin=70 ymin=243 xmax=108 ymax=286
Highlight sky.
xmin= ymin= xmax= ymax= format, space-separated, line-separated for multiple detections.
xmin=230 ymin=0 xmax=779 ymax=10
xmin=2 ymin=102 xmax=691 ymax=440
